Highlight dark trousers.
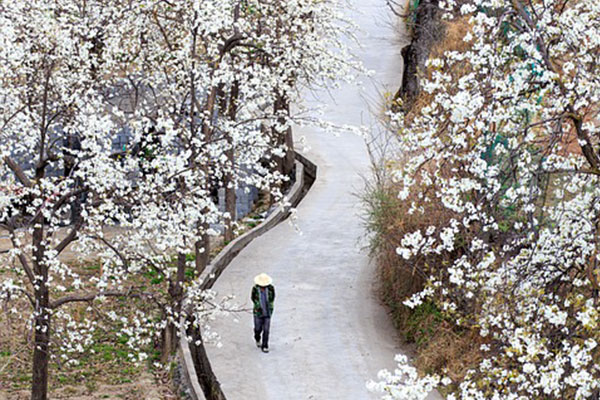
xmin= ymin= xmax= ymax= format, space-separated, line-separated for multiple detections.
xmin=254 ymin=316 xmax=271 ymax=348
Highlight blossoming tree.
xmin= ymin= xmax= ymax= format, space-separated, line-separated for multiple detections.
xmin=100 ymin=0 xmax=361 ymax=358
xmin=370 ymin=0 xmax=600 ymax=398
xmin=0 ymin=1 xmax=156 ymax=399
xmin=1 ymin=0 xmax=363 ymax=399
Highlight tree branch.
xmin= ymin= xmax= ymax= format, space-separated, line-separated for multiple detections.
xmin=51 ymin=288 xmax=156 ymax=309
xmin=91 ymin=235 xmax=130 ymax=271
xmin=15 ymin=287 xmax=36 ymax=307
xmin=3 ymin=156 xmax=33 ymax=188
xmin=50 ymin=290 xmax=129 ymax=309
xmin=511 ymin=0 xmax=554 ymax=72
xmin=386 ymin=0 xmax=410 ymax=18
xmin=54 ymin=220 xmax=83 ymax=255
xmin=50 ymin=188 xmax=87 ymax=217
xmin=5 ymin=220 xmax=36 ymax=285
xmin=567 ymin=108 xmax=600 ymax=171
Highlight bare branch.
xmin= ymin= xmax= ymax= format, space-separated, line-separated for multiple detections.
xmin=91 ymin=235 xmax=130 ymax=271
xmin=15 ymin=287 xmax=36 ymax=307
xmin=50 ymin=188 xmax=87 ymax=217
xmin=50 ymin=290 xmax=128 ymax=309
xmin=54 ymin=220 xmax=83 ymax=255
xmin=3 ymin=156 xmax=33 ymax=188
xmin=386 ymin=0 xmax=410 ymax=18
xmin=50 ymin=288 xmax=157 ymax=309
xmin=5 ymin=221 xmax=36 ymax=285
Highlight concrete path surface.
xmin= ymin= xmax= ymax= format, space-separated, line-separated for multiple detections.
xmin=206 ymin=1 xmax=441 ymax=399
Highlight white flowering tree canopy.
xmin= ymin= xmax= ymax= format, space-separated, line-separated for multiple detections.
xmin=370 ymin=0 xmax=600 ymax=399
xmin=0 ymin=0 xmax=362 ymax=398
xmin=0 ymin=0 xmax=172 ymax=379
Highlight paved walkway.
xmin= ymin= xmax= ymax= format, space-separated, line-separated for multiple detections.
xmin=206 ymin=1 xmax=441 ymax=399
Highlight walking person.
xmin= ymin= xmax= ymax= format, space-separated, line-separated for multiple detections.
xmin=251 ymin=273 xmax=275 ymax=353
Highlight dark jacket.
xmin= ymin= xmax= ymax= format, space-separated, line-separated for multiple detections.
xmin=251 ymin=284 xmax=275 ymax=317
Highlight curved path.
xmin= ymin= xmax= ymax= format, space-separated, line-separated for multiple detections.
xmin=206 ymin=1 xmax=439 ymax=399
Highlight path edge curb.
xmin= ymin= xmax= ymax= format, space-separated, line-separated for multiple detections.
xmin=178 ymin=152 xmax=317 ymax=400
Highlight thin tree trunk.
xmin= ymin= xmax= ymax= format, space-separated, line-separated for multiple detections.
xmin=31 ymin=307 xmax=50 ymax=400
xmin=193 ymin=83 xmax=218 ymax=276
xmin=187 ymin=325 xmax=227 ymax=400
xmin=32 ymin=79 xmax=51 ymax=397
xmin=273 ymin=92 xmax=295 ymax=190
xmin=64 ymin=134 xmax=83 ymax=225
xmin=224 ymin=181 xmax=236 ymax=243
xmin=31 ymin=224 xmax=50 ymax=400
xmin=195 ymin=233 xmax=210 ymax=276
xmin=272 ymin=14 xmax=294 ymax=185
xmin=282 ymin=119 xmax=295 ymax=178
xmin=224 ymin=1 xmax=242 ymax=242
xmin=224 ymin=81 xmax=239 ymax=243
xmin=163 ymin=252 xmax=186 ymax=361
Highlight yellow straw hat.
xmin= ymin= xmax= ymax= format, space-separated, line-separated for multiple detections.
xmin=254 ymin=273 xmax=273 ymax=287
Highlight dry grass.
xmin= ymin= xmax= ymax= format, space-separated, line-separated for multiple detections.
xmin=367 ymin=177 xmax=484 ymax=382
xmin=380 ymin=3 xmax=600 ymax=391
xmin=371 ymin=15 xmax=488 ymax=382
xmin=414 ymin=321 xmax=485 ymax=380
xmin=0 ymin=190 xmax=273 ymax=398
xmin=0 ymin=250 xmax=185 ymax=398
xmin=430 ymin=16 xmax=473 ymax=58
xmin=404 ymin=15 xmax=474 ymax=122
xmin=0 ymin=283 xmax=179 ymax=399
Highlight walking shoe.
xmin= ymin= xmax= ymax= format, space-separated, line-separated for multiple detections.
xmin=255 ymin=340 xmax=261 ymax=348
xmin=261 ymin=347 xmax=269 ymax=353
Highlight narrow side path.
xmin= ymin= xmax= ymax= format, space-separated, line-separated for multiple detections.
xmin=206 ymin=1 xmax=437 ymax=399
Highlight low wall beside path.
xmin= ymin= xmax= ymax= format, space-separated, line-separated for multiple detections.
xmin=178 ymin=152 xmax=317 ymax=400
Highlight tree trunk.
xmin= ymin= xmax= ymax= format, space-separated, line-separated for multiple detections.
xmin=161 ymin=326 xmax=174 ymax=364
xmin=194 ymin=82 xmax=219 ymax=276
xmin=282 ymin=121 xmax=295 ymax=178
xmin=163 ymin=252 xmax=186 ymax=361
xmin=195 ymin=233 xmax=210 ymax=276
xmin=188 ymin=325 xmax=227 ymax=400
xmin=31 ymin=303 xmax=50 ymax=400
xmin=63 ymin=134 xmax=83 ymax=225
xmin=272 ymin=16 xmax=294 ymax=186
xmin=396 ymin=0 xmax=442 ymax=110
xmin=31 ymin=225 xmax=50 ymax=400
xmin=273 ymin=92 xmax=295 ymax=191
xmin=224 ymin=81 xmax=239 ymax=243
xmin=224 ymin=180 xmax=236 ymax=243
